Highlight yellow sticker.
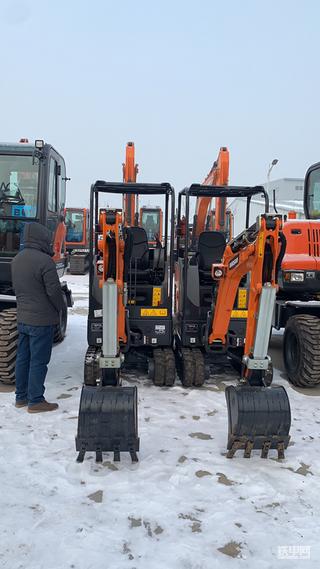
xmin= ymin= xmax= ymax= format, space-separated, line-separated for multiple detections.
xmin=152 ymin=287 xmax=162 ymax=307
xmin=231 ymin=310 xmax=248 ymax=318
xmin=238 ymin=288 xmax=247 ymax=309
xmin=141 ymin=308 xmax=168 ymax=317
xmin=258 ymin=232 xmax=264 ymax=257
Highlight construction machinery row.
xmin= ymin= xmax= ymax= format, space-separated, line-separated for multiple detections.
xmin=1 ymin=139 xmax=320 ymax=464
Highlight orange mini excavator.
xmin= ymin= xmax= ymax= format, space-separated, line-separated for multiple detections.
xmin=175 ymin=184 xmax=291 ymax=458
xmin=208 ymin=210 xmax=291 ymax=458
xmin=76 ymin=179 xmax=175 ymax=462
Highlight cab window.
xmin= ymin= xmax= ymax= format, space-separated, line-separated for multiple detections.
xmin=48 ymin=158 xmax=57 ymax=212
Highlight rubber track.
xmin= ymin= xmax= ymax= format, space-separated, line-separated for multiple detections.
xmin=284 ymin=315 xmax=320 ymax=387
xmin=153 ymin=349 xmax=165 ymax=386
xmin=163 ymin=348 xmax=176 ymax=386
xmin=0 ymin=308 xmax=18 ymax=385
xmin=193 ymin=349 xmax=205 ymax=386
xmin=179 ymin=348 xmax=195 ymax=387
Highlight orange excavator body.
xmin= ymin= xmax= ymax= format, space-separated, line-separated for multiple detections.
xmin=208 ymin=216 xmax=282 ymax=370
xmin=97 ymin=209 xmax=127 ymax=344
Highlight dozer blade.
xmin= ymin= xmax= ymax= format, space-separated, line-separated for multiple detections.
xmin=76 ymin=385 xmax=139 ymax=463
xmin=225 ymin=385 xmax=291 ymax=459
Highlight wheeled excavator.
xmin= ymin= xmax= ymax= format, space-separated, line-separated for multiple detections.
xmin=272 ymin=161 xmax=320 ymax=387
xmin=0 ymin=139 xmax=73 ymax=385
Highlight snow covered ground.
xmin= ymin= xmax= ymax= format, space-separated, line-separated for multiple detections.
xmin=1 ymin=274 xmax=320 ymax=569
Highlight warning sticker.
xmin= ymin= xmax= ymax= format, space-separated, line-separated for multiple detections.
xmin=231 ymin=310 xmax=248 ymax=318
xmin=140 ymin=308 xmax=168 ymax=317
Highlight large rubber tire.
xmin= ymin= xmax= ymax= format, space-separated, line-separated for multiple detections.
xmin=283 ymin=315 xmax=320 ymax=387
xmin=0 ymin=308 xmax=18 ymax=385
xmin=54 ymin=292 xmax=68 ymax=343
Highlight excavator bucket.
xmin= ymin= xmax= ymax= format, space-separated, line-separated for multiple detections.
xmin=76 ymin=385 xmax=139 ymax=463
xmin=225 ymin=385 xmax=291 ymax=459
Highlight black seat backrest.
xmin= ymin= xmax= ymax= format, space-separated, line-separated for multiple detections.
xmin=198 ymin=231 xmax=226 ymax=271
xmin=130 ymin=226 xmax=150 ymax=270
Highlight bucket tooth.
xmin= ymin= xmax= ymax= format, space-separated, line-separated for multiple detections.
xmin=261 ymin=440 xmax=271 ymax=458
xmin=277 ymin=441 xmax=285 ymax=460
xmin=130 ymin=449 xmax=139 ymax=463
xmin=113 ymin=447 xmax=121 ymax=462
xmin=226 ymin=440 xmax=242 ymax=458
xmin=244 ymin=440 xmax=254 ymax=458
xmin=77 ymin=446 xmax=86 ymax=463
xmin=225 ymin=384 xmax=291 ymax=458
xmin=76 ymin=385 xmax=139 ymax=462
xmin=96 ymin=448 xmax=103 ymax=463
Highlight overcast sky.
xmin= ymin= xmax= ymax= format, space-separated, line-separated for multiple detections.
xmin=1 ymin=0 xmax=319 ymax=207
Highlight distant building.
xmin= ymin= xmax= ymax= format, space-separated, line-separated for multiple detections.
xmin=228 ymin=177 xmax=304 ymax=236
xmin=260 ymin=177 xmax=304 ymax=204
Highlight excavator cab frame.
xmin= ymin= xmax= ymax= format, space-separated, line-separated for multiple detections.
xmin=87 ymin=181 xmax=176 ymax=386
xmin=175 ymin=185 xmax=269 ymax=366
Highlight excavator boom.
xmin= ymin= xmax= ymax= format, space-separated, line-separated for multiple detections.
xmin=123 ymin=141 xmax=139 ymax=225
xmin=194 ymin=147 xmax=229 ymax=238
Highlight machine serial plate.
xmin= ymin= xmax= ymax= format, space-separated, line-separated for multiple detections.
xmin=140 ymin=308 xmax=168 ymax=317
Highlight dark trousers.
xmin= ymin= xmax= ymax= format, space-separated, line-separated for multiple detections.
xmin=15 ymin=323 xmax=54 ymax=406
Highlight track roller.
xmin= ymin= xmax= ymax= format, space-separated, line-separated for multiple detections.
xmin=178 ymin=348 xmax=206 ymax=387
xmin=76 ymin=385 xmax=139 ymax=463
xmin=225 ymin=384 xmax=291 ymax=459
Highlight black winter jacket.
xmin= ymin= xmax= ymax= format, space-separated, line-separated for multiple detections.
xmin=11 ymin=222 xmax=65 ymax=326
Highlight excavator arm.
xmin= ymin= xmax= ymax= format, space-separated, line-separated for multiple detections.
xmin=207 ymin=214 xmax=291 ymax=459
xmin=209 ymin=214 xmax=281 ymax=373
xmin=194 ymin=147 xmax=229 ymax=238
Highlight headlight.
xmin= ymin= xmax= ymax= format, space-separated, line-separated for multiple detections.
xmin=214 ymin=268 xmax=224 ymax=278
xmin=290 ymin=272 xmax=304 ymax=282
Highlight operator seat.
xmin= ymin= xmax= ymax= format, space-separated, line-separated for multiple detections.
xmin=197 ymin=231 xmax=226 ymax=283
xmin=130 ymin=226 xmax=150 ymax=270
xmin=128 ymin=226 xmax=165 ymax=285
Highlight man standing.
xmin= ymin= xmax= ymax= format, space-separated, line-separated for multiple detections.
xmin=11 ymin=222 xmax=65 ymax=413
